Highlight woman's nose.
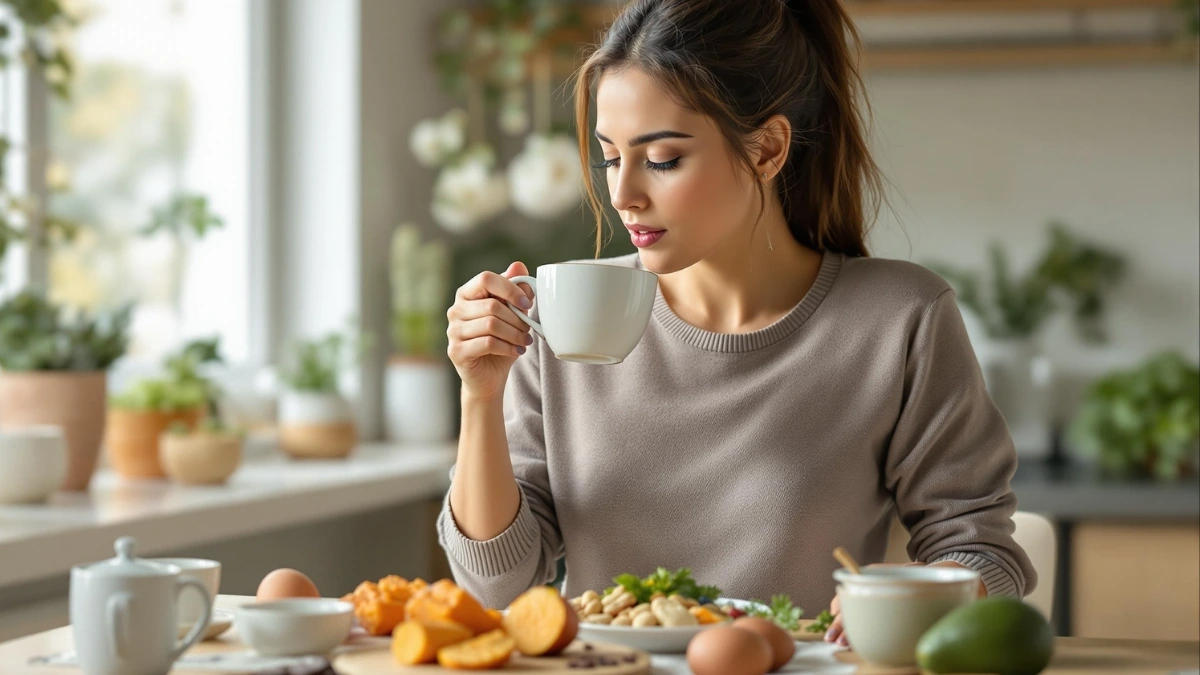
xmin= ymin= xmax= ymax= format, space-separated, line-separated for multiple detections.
xmin=609 ymin=165 xmax=648 ymax=212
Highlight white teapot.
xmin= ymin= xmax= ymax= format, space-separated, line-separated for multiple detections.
xmin=70 ymin=536 xmax=212 ymax=675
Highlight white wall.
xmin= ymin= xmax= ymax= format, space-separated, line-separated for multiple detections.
xmin=865 ymin=64 xmax=1200 ymax=414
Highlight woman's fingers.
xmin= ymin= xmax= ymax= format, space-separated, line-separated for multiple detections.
xmin=449 ymin=334 xmax=523 ymax=361
xmin=825 ymin=613 xmax=844 ymax=645
xmin=452 ymin=316 xmax=533 ymax=349
xmin=457 ymin=269 xmax=533 ymax=309
xmin=450 ymin=298 xmax=532 ymax=333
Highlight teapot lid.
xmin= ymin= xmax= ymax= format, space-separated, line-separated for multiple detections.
xmin=82 ymin=537 xmax=175 ymax=578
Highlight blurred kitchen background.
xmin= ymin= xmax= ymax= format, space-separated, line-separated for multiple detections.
xmin=0 ymin=0 xmax=1197 ymax=647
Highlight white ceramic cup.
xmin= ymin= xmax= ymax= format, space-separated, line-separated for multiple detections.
xmin=148 ymin=558 xmax=221 ymax=628
xmin=71 ymin=538 xmax=211 ymax=675
xmin=506 ymin=263 xmax=658 ymax=365
xmin=834 ymin=566 xmax=979 ymax=667
xmin=0 ymin=426 xmax=67 ymax=504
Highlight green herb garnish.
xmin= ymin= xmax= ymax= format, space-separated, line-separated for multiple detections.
xmin=807 ymin=609 xmax=834 ymax=634
xmin=607 ymin=567 xmax=723 ymax=605
xmin=745 ymin=594 xmax=804 ymax=632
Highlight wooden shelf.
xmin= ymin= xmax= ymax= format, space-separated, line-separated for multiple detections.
xmin=863 ymin=41 xmax=1199 ymax=69
xmin=846 ymin=0 xmax=1184 ymax=17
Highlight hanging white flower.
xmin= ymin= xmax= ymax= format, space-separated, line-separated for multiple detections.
xmin=431 ymin=149 xmax=509 ymax=234
xmin=507 ymin=134 xmax=583 ymax=220
xmin=409 ymin=109 xmax=468 ymax=168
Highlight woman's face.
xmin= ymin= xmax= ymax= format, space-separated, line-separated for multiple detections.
xmin=594 ymin=67 xmax=760 ymax=275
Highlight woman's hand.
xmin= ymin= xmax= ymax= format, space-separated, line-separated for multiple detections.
xmin=823 ymin=561 xmax=986 ymax=647
xmin=447 ymin=262 xmax=535 ymax=402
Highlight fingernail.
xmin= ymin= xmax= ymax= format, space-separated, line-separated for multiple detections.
xmin=837 ymin=636 xmax=849 ymax=647
xmin=525 ymin=333 xmax=534 ymax=345
xmin=518 ymin=296 xmax=533 ymax=309
xmin=825 ymin=629 xmax=836 ymax=641
xmin=516 ymin=346 xmax=526 ymax=355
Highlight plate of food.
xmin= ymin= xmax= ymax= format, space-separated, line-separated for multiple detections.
xmin=569 ymin=568 xmax=826 ymax=653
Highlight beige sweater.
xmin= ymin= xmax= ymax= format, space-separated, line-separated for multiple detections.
xmin=438 ymin=252 xmax=1036 ymax=614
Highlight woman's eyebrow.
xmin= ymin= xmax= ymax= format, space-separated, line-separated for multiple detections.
xmin=594 ymin=130 xmax=694 ymax=147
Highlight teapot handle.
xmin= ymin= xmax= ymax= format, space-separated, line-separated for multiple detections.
xmin=171 ymin=578 xmax=213 ymax=661
xmin=106 ymin=592 xmax=132 ymax=659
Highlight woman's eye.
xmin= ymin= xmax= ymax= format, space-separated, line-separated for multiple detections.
xmin=591 ymin=157 xmax=620 ymax=170
xmin=646 ymin=157 xmax=680 ymax=172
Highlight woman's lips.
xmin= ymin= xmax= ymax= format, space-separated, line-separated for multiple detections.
xmin=626 ymin=224 xmax=665 ymax=248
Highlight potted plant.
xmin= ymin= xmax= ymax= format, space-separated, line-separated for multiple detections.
xmin=929 ymin=222 xmax=1126 ymax=460
xmin=278 ymin=326 xmax=368 ymax=459
xmin=0 ymin=289 xmax=131 ymax=491
xmin=1069 ymin=352 xmax=1200 ymax=479
xmin=159 ymin=418 xmax=243 ymax=485
xmin=384 ymin=224 xmax=456 ymax=444
xmin=105 ymin=339 xmax=222 ymax=479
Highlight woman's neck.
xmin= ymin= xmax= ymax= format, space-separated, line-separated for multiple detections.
xmin=657 ymin=210 xmax=824 ymax=334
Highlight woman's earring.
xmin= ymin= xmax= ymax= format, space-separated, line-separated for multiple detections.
xmin=761 ymin=172 xmax=768 ymax=180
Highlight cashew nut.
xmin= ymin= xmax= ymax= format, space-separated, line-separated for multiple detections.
xmin=603 ymin=591 xmax=637 ymax=616
xmin=584 ymin=613 xmax=613 ymax=624
xmin=611 ymin=614 xmax=634 ymax=626
xmin=651 ymin=597 xmax=698 ymax=627
xmin=632 ymin=612 xmax=659 ymax=627
xmin=581 ymin=590 xmax=601 ymax=605
xmin=583 ymin=599 xmax=604 ymax=616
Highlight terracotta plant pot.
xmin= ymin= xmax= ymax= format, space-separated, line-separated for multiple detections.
xmin=0 ymin=371 xmax=108 ymax=491
xmin=278 ymin=390 xmax=356 ymax=459
xmin=159 ymin=431 xmax=243 ymax=485
xmin=106 ymin=407 xmax=205 ymax=479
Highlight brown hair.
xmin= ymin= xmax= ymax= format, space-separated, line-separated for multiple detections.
xmin=574 ymin=0 xmax=882 ymax=258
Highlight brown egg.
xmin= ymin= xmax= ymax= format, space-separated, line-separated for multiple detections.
xmin=686 ymin=625 xmax=773 ymax=675
xmin=256 ymin=568 xmax=320 ymax=602
xmin=733 ymin=617 xmax=796 ymax=671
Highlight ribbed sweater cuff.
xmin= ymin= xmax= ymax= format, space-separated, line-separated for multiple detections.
xmin=933 ymin=551 xmax=1020 ymax=598
xmin=438 ymin=490 xmax=541 ymax=578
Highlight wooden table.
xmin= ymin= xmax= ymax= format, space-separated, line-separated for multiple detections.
xmin=1 ymin=595 xmax=1196 ymax=674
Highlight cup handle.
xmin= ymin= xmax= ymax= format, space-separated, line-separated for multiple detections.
xmin=106 ymin=592 xmax=132 ymax=659
xmin=171 ymin=577 xmax=213 ymax=661
xmin=505 ymin=275 xmax=543 ymax=339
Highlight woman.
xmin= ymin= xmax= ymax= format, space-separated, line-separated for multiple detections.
xmin=438 ymin=0 xmax=1035 ymax=647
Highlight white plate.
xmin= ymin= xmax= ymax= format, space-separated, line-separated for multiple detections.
xmin=575 ymin=597 xmax=766 ymax=654
xmin=177 ymin=609 xmax=235 ymax=641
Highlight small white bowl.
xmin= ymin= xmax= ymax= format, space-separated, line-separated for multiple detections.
xmin=834 ymin=566 xmax=979 ymax=667
xmin=0 ymin=426 xmax=66 ymax=504
xmin=235 ymin=599 xmax=353 ymax=656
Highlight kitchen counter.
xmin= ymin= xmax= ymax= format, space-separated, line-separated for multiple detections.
xmin=1011 ymin=460 xmax=1200 ymax=521
xmin=0 ymin=443 xmax=456 ymax=642
xmin=0 ymin=442 xmax=456 ymax=589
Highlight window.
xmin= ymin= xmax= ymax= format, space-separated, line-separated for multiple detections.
xmin=47 ymin=0 xmax=253 ymax=366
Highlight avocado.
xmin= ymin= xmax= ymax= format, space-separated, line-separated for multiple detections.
xmin=916 ymin=597 xmax=1054 ymax=675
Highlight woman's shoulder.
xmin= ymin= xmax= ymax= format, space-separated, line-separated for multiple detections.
xmin=834 ymin=254 xmax=954 ymax=314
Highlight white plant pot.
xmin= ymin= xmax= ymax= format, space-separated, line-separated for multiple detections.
xmin=279 ymin=390 xmax=353 ymax=424
xmin=980 ymin=338 xmax=1054 ymax=461
xmin=384 ymin=358 xmax=454 ymax=444
xmin=0 ymin=426 xmax=67 ymax=504
xmin=278 ymin=390 xmax=356 ymax=459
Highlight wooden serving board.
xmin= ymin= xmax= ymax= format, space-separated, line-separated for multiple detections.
xmin=333 ymin=641 xmax=650 ymax=675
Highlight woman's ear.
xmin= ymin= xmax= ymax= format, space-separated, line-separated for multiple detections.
xmin=754 ymin=114 xmax=792 ymax=182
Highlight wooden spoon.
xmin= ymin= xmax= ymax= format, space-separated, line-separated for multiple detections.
xmin=833 ymin=546 xmax=861 ymax=575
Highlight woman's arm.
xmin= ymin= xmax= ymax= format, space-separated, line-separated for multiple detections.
xmin=883 ymin=288 xmax=1036 ymax=597
xmin=438 ymin=330 xmax=565 ymax=610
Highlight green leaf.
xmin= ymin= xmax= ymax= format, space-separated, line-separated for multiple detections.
xmin=744 ymin=594 xmax=804 ymax=632
xmin=807 ymin=609 xmax=834 ymax=634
